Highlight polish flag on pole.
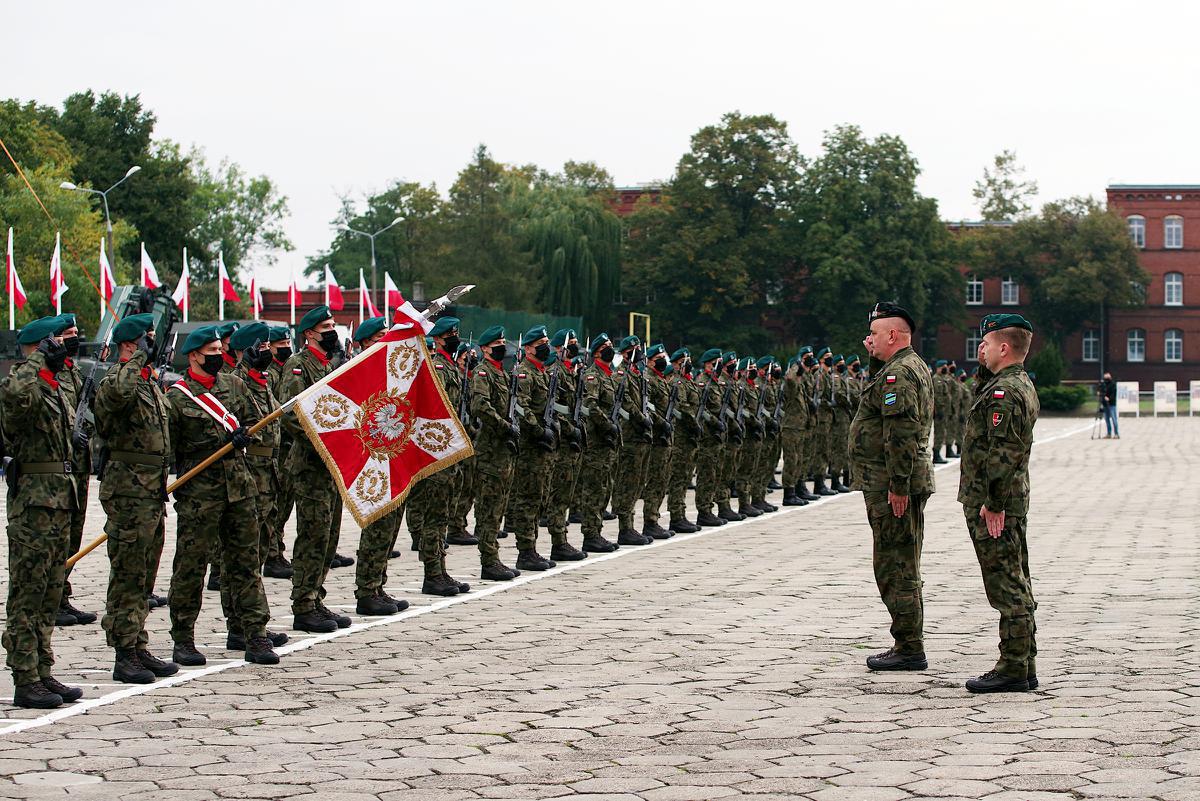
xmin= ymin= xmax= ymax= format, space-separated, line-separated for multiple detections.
xmin=172 ymin=247 xmax=190 ymax=322
xmin=384 ymin=272 xmax=402 ymax=316
xmin=388 ymin=282 xmax=433 ymax=334
xmin=358 ymin=269 xmax=379 ymax=322
xmin=288 ymin=266 xmax=301 ymax=325
xmin=140 ymin=242 xmax=161 ymax=289
xmin=7 ymin=228 xmax=27 ymax=330
xmin=249 ymin=273 xmax=263 ymax=319
xmin=324 ymin=264 xmax=344 ymax=311
xmin=49 ymin=232 xmax=67 ymax=314
xmin=99 ymin=237 xmax=115 ymax=323
xmin=218 ymin=251 xmax=239 ymax=320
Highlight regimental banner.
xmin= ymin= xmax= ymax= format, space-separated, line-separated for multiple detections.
xmin=1116 ymin=381 xmax=1140 ymax=416
xmin=293 ymin=329 xmax=473 ymax=526
xmin=1190 ymin=381 xmax=1200 ymax=416
xmin=1154 ymin=381 xmax=1178 ymax=417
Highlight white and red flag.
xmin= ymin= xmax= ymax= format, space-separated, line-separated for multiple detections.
xmin=359 ymin=268 xmax=380 ymax=320
xmin=49 ymin=232 xmax=66 ymax=313
xmin=288 ymin=266 xmax=302 ymax=325
xmin=291 ymin=327 xmax=472 ymax=526
xmin=324 ymin=264 xmax=344 ymax=311
xmin=99 ymin=237 xmax=115 ymax=301
xmin=249 ymin=273 xmax=264 ymax=319
xmin=172 ymin=248 xmax=190 ymax=321
xmin=7 ymin=227 xmax=27 ymax=329
xmin=384 ymin=272 xmax=402 ymax=311
xmin=387 ymin=281 xmax=433 ymax=335
xmin=140 ymin=242 xmax=161 ymax=289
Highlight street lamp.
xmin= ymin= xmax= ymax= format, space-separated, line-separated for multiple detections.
xmin=338 ymin=216 xmax=403 ymax=308
xmin=60 ymin=165 xmax=141 ymax=262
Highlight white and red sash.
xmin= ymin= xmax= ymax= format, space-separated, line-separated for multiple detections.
xmin=170 ymin=380 xmax=240 ymax=433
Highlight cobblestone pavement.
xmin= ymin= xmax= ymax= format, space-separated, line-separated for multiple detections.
xmin=0 ymin=417 xmax=1197 ymax=800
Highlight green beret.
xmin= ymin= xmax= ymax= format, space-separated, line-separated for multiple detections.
xmin=181 ymin=324 xmax=221 ymax=356
xmin=297 ymin=305 xmax=333 ymax=335
xmin=755 ymin=355 xmax=774 ymax=368
xmin=57 ymin=313 xmax=77 ymax=330
xmin=816 ymin=347 xmax=831 ymax=359
xmin=670 ymin=347 xmax=690 ymax=362
xmin=429 ymin=316 xmax=460 ymax=338
xmin=230 ymin=322 xmax=270 ymax=352
xmin=352 ymin=316 xmax=387 ymax=343
xmin=786 ymin=357 xmax=798 ymax=369
xmin=521 ymin=325 xmax=549 ymax=346
xmin=589 ymin=333 xmax=611 ymax=354
xmin=737 ymin=357 xmax=752 ymax=370
xmin=111 ymin=313 xmax=154 ymax=344
xmin=699 ymin=348 xmax=723 ymax=364
xmin=424 ymin=337 xmax=433 ymax=349
xmin=981 ymin=313 xmax=1033 ymax=335
xmin=18 ymin=315 xmax=70 ymax=345
xmin=617 ymin=335 xmax=640 ymax=352
xmin=479 ymin=325 xmax=505 ymax=346
xmin=550 ymin=328 xmax=575 ymax=348
xmin=934 ymin=359 xmax=947 ymax=368
xmin=956 ymin=368 xmax=967 ymax=377
xmin=797 ymin=345 xmax=813 ymax=357
xmin=217 ymin=321 xmax=239 ymax=339
xmin=846 ymin=354 xmax=860 ymax=364
xmin=268 ymin=326 xmax=291 ymax=343
xmin=833 ymin=354 xmax=844 ymax=364
xmin=646 ymin=343 xmax=666 ymax=360
xmin=721 ymin=350 xmax=737 ymax=363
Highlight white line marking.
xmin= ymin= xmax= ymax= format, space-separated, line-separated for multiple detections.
xmin=0 ymin=420 xmax=1091 ymax=736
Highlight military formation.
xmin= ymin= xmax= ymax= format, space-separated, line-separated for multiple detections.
xmin=0 ymin=297 xmax=1042 ymax=709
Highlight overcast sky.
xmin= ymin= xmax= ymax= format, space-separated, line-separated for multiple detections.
xmin=6 ymin=1 xmax=1198 ymax=288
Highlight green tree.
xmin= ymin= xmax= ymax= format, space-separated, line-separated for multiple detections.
xmin=972 ymin=149 xmax=1038 ymax=221
xmin=189 ymin=154 xmax=292 ymax=282
xmin=795 ymin=124 xmax=959 ymax=347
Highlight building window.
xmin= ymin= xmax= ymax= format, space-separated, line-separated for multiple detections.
xmin=1001 ymin=276 xmax=1020 ymax=305
xmin=1165 ymin=216 xmax=1184 ymax=249
xmin=1166 ymin=329 xmax=1183 ymax=362
xmin=966 ymin=330 xmax=983 ymax=361
xmin=1127 ymin=215 xmax=1146 ymax=248
xmin=1165 ymin=271 xmax=1184 ymax=306
xmin=965 ymin=274 xmax=983 ymax=305
xmin=1082 ymin=329 xmax=1100 ymax=363
xmin=1127 ymin=328 xmax=1146 ymax=362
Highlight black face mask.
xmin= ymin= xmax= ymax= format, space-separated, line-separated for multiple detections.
xmin=803 ymin=356 xmax=815 ymax=368
xmin=318 ymin=330 xmax=341 ymax=355
xmin=274 ymin=347 xmax=292 ymax=362
xmin=598 ymin=345 xmax=615 ymax=362
xmin=247 ymin=349 xmax=273 ymax=370
xmin=200 ymin=353 xmax=224 ymax=376
xmin=442 ymin=335 xmax=460 ymax=353
xmin=534 ymin=343 xmax=551 ymax=362
xmin=566 ymin=343 xmax=579 ymax=358
xmin=725 ymin=363 xmax=736 ymax=376
xmin=683 ymin=359 xmax=692 ymax=374
xmin=489 ymin=344 xmax=507 ymax=361
xmin=823 ymin=357 xmax=833 ymax=367
xmin=771 ymin=367 xmax=782 ymax=379
xmin=836 ymin=363 xmax=847 ymax=374
xmin=62 ymin=336 xmax=80 ymax=358
xmin=653 ymin=356 xmax=667 ymax=372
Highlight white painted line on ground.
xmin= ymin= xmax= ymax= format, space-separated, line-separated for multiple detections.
xmin=0 ymin=420 xmax=1092 ymax=736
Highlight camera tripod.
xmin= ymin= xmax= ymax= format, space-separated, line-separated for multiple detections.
xmin=1090 ymin=406 xmax=1104 ymax=440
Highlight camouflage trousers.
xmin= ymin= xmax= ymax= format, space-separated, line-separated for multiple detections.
xmin=735 ymin=438 xmax=761 ymax=502
xmin=667 ymin=437 xmax=697 ymax=520
xmin=170 ymin=492 xmax=270 ymax=642
xmin=577 ymin=444 xmax=618 ymax=538
xmin=546 ymin=446 xmax=581 ymax=545
xmin=406 ymin=469 xmax=454 ymax=579
xmin=933 ymin=417 xmax=947 ymax=451
xmin=611 ymin=440 xmax=651 ymax=530
xmin=641 ymin=443 xmax=673 ymax=526
xmin=247 ymin=456 xmax=278 ymax=570
xmin=473 ymin=443 xmax=516 ymax=565
xmin=509 ymin=445 xmax=556 ymax=551
xmin=449 ymin=455 xmax=476 ymax=537
xmin=357 ymin=504 xmax=404 ymax=598
xmin=693 ymin=439 xmax=723 ymax=514
xmin=100 ymin=497 xmax=165 ymax=651
xmin=757 ymin=435 xmax=781 ymax=499
xmin=965 ymin=507 xmax=1037 ymax=679
xmin=810 ymin=414 xmax=833 ymax=476
xmin=63 ymin=479 xmax=88 ymax=601
xmin=864 ymin=491 xmax=929 ymax=655
xmin=4 ymin=506 xmax=70 ymax=685
xmin=271 ymin=440 xmax=295 ymax=559
xmin=781 ymin=426 xmax=806 ymax=486
xmin=289 ymin=471 xmax=343 ymax=615
xmin=718 ymin=442 xmax=741 ymax=508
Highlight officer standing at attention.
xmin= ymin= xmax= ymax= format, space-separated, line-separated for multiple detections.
xmin=1 ymin=315 xmax=85 ymax=708
xmin=263 ymin=325 xmax=294 ymax=580
xmin=932 ymin=359 xmax=950 ymax=464
xmin=693 ymin=348 xmax=728 ymax=528
xmin=506 ymin=325 xmax=559 ymax=570
xmin=666 ymin=348 xmax=701 ymax=533
xmin=543 ymin=329 xmax=590 ymax=561
xmin=94 ymin=313 xmax=179 ymax=684
xmin=575 ymin=334 xmax=622 ymax=553
xmin=959 ymin=313 xmax=1040 ymax=694
xmin=640 ymin=343 xmax=675 ymax=540
xmin=611 ymin=335 xmax=655 ymax=545
xmin=849 ymin=302 xmax=935 ymax=672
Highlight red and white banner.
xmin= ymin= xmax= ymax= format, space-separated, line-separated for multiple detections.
xmin=140 ymin=242 xmax=160 ymax=289
xmin=219 ymin=252 xmax=240 ymax=302
xmin=49 ymin=232 xmax=66 ymax=313
xmin=7 ymin=228 xmax=27 ymax=330
xmin=99 ymin=237 xmax=115 ymax=301
xmin=249 ymin=273 xmax=264 ymax=319
xmin=292 ymin=328 xmax=472 ymax=526
xmin=359 ymin=268 xmax=380 ymax=320
xmin=172 ymin=248 xmax=190 ymax=321
xmin=324 ymin=264 xmax=344 ymax=311
xmin=384 ymin=272 xmax=402 ymax=311
xmin=386 ymin=281 xmax=433 ymax=335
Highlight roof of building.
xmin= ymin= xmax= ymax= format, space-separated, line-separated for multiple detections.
xmin=1108 ymin=184 xmax=1200 ymax=190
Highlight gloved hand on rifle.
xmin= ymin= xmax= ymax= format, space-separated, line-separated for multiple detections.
xmin=72 ymin=428 xmax=90 ymax=453
xmin=228 ymin=425 xmax=252 ymax=450
xmin=36 ymin=336 xmax=69 ymax=373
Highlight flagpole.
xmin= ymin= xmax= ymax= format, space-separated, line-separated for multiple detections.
xmin=8 ymin=227 xmax=14 ymax=331
xmin=324 ymin=264 xmax=330 ymax=308
xmin=99 ymin=237 xmax=104 ymax=328
xmin=290 ymin=264 xmax=296 ymax=326
xmin=54 ymin=232 xmax=62 ymax=314
xmin=253 ymin=273 xmax=259 ymax=320
xmin=140 ymin=242 xmax=145 ymax=287
xmin=358 ymin=269 xmax=364 ymax=325
xmin=182 ymin=247 xmax=189 ymax=323
xmin=218 ymin=251 xmax=225 ymax=321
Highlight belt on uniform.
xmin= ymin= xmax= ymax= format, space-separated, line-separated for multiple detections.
xmin=245 ymin=445 xmax=275 ymax=458
xmin=108 ymin=450 xmax=170 ymax=467
xmin=20 ymin=461 xmax=74 ymax=474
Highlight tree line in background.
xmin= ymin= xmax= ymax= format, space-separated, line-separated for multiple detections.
xmin=0 ymin=90 xmax=1148 ymax=365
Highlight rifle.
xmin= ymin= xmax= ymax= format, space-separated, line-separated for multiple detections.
xmin=771 ymin=377 xmax=785 ymax=434
xmin=457 ymin=358 xmax=474 ymax=439
xmin=568 ymin=359 xmax=587 ymax=451
xmin=716 ymin=380 xmax=732 ymax=436
xmin=606 ymin=367 xmax=628 ymax=446
xmin=752 ymin=379 xmax=767 ymax=441
xmin=505 ymin=347 xmax=522 ymax=452
xmin=73 ymin=330 xmax=113 ymax=452
xmin=538 ymin=359 xmax=560 ymax=452
xmin=637 ymin=353 xmax=651 ymax=433
xmin=155 ymin=331 xmax=179 ymax=390
xmin=694 ymin=377 xmax=711 ymax=428
xmin=656 ymin=377 xmax=678 ymax=447
xmin=731 ymin=383 xmax=747 ymax=444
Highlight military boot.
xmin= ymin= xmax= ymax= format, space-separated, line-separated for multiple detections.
xmin=481 ymin=561 xmax=520 ymax=581
xmin=330 ymin=553 xmax=354 ymax=568
xmin=696 ymin=510 xmax=726 ymax=527
xmin=317 ymin=604 xmax=352 ymax=628
xmin=966 ymin=670 xmax=1029 ymax=693
xmin=446 ymin=529 xmax=478 ymax=546
xmin=737 ymin=499 xmax=762 ymax=518
xmin=54 ymin=609 xmax=78 ymax=627
xmin=444 ymin=573 xmax=470 ymax=593
xmin=389 ymin=549 xmax=401 ymax=558
xmin=617 ymin=528 xmax=651 ymax=546
xmin=932 ymin=446 xmax=948 ymax=464
xmin=669 ymin=516 xmax=700 ymax=534
xmin=422 ymin=572 xmax=460 ymax=597
xmin=60 ymin=601 xmax=96 ymax=625
xmin=262 ymin=555 xmax=294 ymax=579
xmin=378 ymin=592 xmax=410 ymax=611
xmin=114 ymin=650 xmax=156 ymax=684
xmin=717 ymin=504 xmax=742 ymax=522
xmin=516 ymin=549 xmax=556 ymax=570
xmin=831 ymin=474 xmax=850 ymax=493
xmin=550 ymin=542 xmax=588 ymax=561
xmin=582 ymin=535 xmax=618 ymax=553
xmin=41 ymin=676 xmax=83 ymax=702
xmin=813 ymin=476 xmax=837 ymax=496
xmin=292 ymin=611 xmax=338 ymax=634
xmin=866 ymin=648 xmax=927 ymax=671
xmin=136 ymin=649 xmax=179 ymax=677
xmin=842 ymin=469 xmax=854 ymax=490
xmin=642 ymin=522 xmax=672 ymax=540
xmin=356 ymin=594 xmax=400 ymax=615
xmin=782 ymin=489 xmax=806 ymax=506
xmin=13 ymin=681 xmax=62 ymax=709
xmin=767 ymin=478 xmax=783 ymax=490
xmin=567 ymin=511 xmax=583 ymax=524
xmin=172 ymin=641 xmax=207 ymax=666
xmin=245 ymin=637 xmax=280 ymax=665
xmin=226 ymin=631 xmax=288 ymax=650
xmin=797 ymin=480 xmax=819 ymax=501
xmin=602 ymin=509 xmax=617 ymax=521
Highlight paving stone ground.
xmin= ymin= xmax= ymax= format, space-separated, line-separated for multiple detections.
xmin=0 ymin=416 xmax=1196 ymax=800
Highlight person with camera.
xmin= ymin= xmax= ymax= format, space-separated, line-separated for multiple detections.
xmin=1098 ymin=372 xmax=1119 ymax=439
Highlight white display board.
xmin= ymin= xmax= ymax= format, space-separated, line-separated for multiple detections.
xmin=1116 ymin=381 xmax=1140 ymax=416
xmin=1154 ymin=381 xmax=1178 ymax=416
xmin=1191 ymin=381 xmax=1200 ymax=416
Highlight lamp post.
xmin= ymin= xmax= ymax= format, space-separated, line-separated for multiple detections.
xmin=60 ymin=165 xmax=142 ymax=264
xmin=338 ymin=216 xmax=403 ymax=309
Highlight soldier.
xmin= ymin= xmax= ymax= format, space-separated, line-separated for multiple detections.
xmin=781 ymin=352 xmax=810 ymax=506
xmin=750 ymin=356 xmax=779 ymax=514
xmin=95 ymin=313 xmax=179 ymax=684
xmin=693 ymin=348 xmax=729 ymax=527
xmin=277 ymin=305 xmax=352 ymax=633
xmin=849 ymin=302 xmax=935 ymax=672
xmin=543 ymin=329 xmax=590 ymax=561
xmin=611 ymin=335 xmax=656 ymax=545
xmin=469 ymin=326 xmax=522 ymax=580
xmin=954 ymin=367 xmax=970 ymax=457
xmin=810 ymin=347 xmax=837 ymax=497
xmin=960 ymin=313 xmax=1040 ymax=693
xmin=829 ymin=354 xmax=852 ymax=493
xmin=575 ymin=334 xmax=621 ymax=553
xmin=842 ymin=354 xmax=864 ymax=491
xmin=666 ymin=348 xmax=701 ymax=533
xmin=166 ymin=325 xmax=279 ymax=667
xmin=1 ymin=315 xmax=85 ymax=708
xmin=795 ymin=347 xmax=821 ymax=501
xmin=640 ymin=343 xmax=675 ymax=540
xmin=406 ymin=316 xmax=478 ymax=596
xmin=52 ymin=313 xmax=97 ymax=627
xmin=263 ymin=325 xmax=294 ymax=579
xmin=732 ymin=357 xmax=763 ymax=519
xmin=217 ymin=321 xmax=240 ymax=373
xmin=446 ymin=341 xmax=480 ymax=546
xmin=932 ymin=359 xmax=950 ymax=464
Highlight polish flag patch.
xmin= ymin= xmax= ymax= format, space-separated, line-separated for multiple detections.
xmin=993 ymin=389 xmax=1006 ymax=398
xmin=885 ymin=375 xmax=897 ymax=384
xmin=292 ymin=368 xmax=303 ymax=374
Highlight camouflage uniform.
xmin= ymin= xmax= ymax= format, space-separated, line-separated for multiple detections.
xmin=167 ymin=369 xmax=271 ymax=643
xmin=641 ymin=366 xmax=674 ymax=531
xmin=267 ymin=355 xmax=291 ymax=561
xmin=95 ymin=350 xmax=171 ymax=652
xmin=716 ymin=377 xmax=743 ymax=513
xmin=611 ymin=363 xmax=655 ymax=533
xmin=577 ymin=361 xmax=620 ymax=544
xmin=667 ymin=371 xmax=701 ymax=524
xmin=954 ymin=374 xmax=970 ymax=454
xmin=356 ymin=505 xmax=404 ymax=599
xmin=733 ymin=376 xmax=761 ymax=507
xmin=234 ymin=360 xmax=281 ymax=573
xmin=55 ymin=359 xmax=91 ymax=608
xmin=693 ymin=368 xmax=727 ymax=517
xmin=832 ymin=369 xmax=856 ymax=481
xmin=545 ymin=358 xmax=583 ymax=549
xmin=933 ymin=369 xmax=950 ymax=456
xmin=753 ymin=377 xmax=778 ymax=505
xmin=848 ymin=346 xmax=935 ymax=655
xmin=508 ymin=356 xmax=555 ymax=551
xmin=469 ymin=354 xmax=517 ymax=567
xmin=810 ymin=367 xmax=834 ymax=483
xmin=959 ymin=364 xmax=1040 ymax=680
xmin=780 ymin=368 xmax=809 ymax=490
xmin=1 ymin=351 xmax=77 ymax=686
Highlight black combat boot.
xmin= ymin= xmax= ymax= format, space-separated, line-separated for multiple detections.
xmin=831 ymin=473 xmax=850 ymax=493
xmin=245 ymin=637 xmax=280 ymax=665
xmin=60 ymin=601 xmax=96 ymax=625
xmin=13 ymin=681 xmax=62 ymax=709
xmin=813 ymin=476 xmax=837 ymax=496
xmin=796 ymin=480 xmax=818 ymax=501
xmin=550 ymin=542 xmax=588 ymax=561
xmin=317 ymin=604 xmax=352 ymax=628
xmin=717 ymin=504 xmax=742 ymax=522
xmin=753 ymin=499 xmax=777 ymax=513
xmin=172 ymin=641 xmax=207 ymax=666
xmin=356 ymin=594 xmax=400 ymax=615
xmin=782 ymin=489 xmax=805 ymax=506
xmin=481 ymin=561 xmax=520 ymax=581
xmin=642 ymin=522 xmax=672 ymax=540
xmin=602 ymin=509 xmax=617 ymax=521
xmin=54 ymin=609 xmax=77 ymax=627
xmin=444 ymin=573 xmax=470 ymax=593
xmin=516 ymin=549 xmax=556 ymax=570
xmin=696 ymin=510 xmax=726 ymax=527
xmin=147 ymin=592 xmax=168 ymax=609
xmin=41 ymin=676 xmax=83 ymax=702
xmin=446 ymin=529 xmax=478 ymax=546
xmin=262 ymin=555 xmax=294 ymax=579
xmin=738 ymin=500 xmax=762 ymax=518
xmin=932 ymin=446 xmax=947 ymax=464
xmin=617 ymin=528 xmax=651 ymax=546
xmin=567 ymin=511 xmax=583 ymax=524
xmin=292 ymin=611 xmax=337 ymax=634
xmin=330 ymin=553 xmax=354 ymax=568
xmin=842 ymin=470 xmax=854 ymax=491
xmin=378 ymin=592 xmax=410 ymax=611
xmin=582 ymin=535 xmax=618 ymax=553
xmin=422 ymin=573 xmax=460 ymax=597
xmin=866 ymin=648 xmax=928 ymax=671
xmin=767 ymin=478 xmax=783 ymax=490
xmin=966 ymin=670 xmax=1029 ymax=693
xmin=114 ymin=650 xmax=155 ymax=684
xmin=135 ymin=649 xmax=179 ymax=677
xmin=227 ymin=631 xmax=288 ymax=650
xmin=668 ymin=516 xmax=700 ymax=534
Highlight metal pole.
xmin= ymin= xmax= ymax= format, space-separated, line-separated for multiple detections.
xmin=370 ymin=234 xmax=377 ymax=311
xmin=101 ymin=191 xmax=114 ymax=272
